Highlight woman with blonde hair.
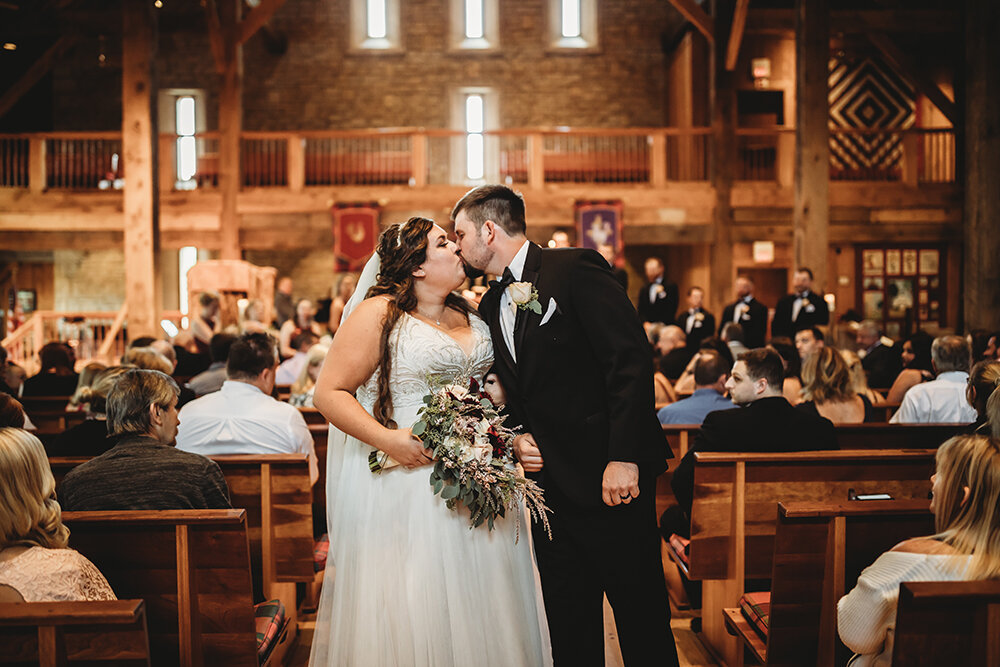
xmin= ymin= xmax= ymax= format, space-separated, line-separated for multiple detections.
xmin=51 ymin=366 xmax=132 ymax=456
xmin=67 ymin=362 xmax=107 ymax=412
xmin=841 ymin=348 xmax=886 ymax=406
xmin=289 ymin=344 xmax=329 ymax=407
xmin=0 ymin=428 xmax=116 ymax=602
xmin=839 ymin=434 xmax=1000 ymax=665
xmin=796 ymin=346 xmax=875 ymax=423
xmin=966 ymin=359 xmax=1000 ymax=435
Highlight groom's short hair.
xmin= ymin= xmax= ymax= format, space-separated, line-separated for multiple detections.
xmin=451 ymin=185 xmax=527 ymax=236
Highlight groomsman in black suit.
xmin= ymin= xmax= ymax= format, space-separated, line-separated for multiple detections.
xmin=637 ymin=256 xmax=678 ymax=325
xmin=719 ymin=276 xmax=769 ymax=348
xmin=676 ymin=286 xmax=715 ymax=350
xmin=453 ymin=185 xmax=678 ymax=667
xmin=771 ymin=267 xmax=829 ymax=339
xmin=856 ymin=320 xmax=902 ymax=389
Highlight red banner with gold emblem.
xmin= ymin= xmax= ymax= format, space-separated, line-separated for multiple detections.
xmin=332 ymin=204 xmax=379 ymax=271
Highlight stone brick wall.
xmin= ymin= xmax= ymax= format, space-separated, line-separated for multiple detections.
xmin=52 ymin=0 xmax=671 ymax=131
xmin=53 ymin=250 xmax=126 ymax=311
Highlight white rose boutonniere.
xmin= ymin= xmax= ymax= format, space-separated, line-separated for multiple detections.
xmin=695 ymin=312 xmax=705 ymax=322
xmin=509 ymin=281 xmax=542 ymax=314
xmin=652 ymin=283 xmax=665 ymax=297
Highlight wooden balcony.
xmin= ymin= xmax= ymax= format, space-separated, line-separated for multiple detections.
xmin=0 ymin=126 xmax=961 ymax=247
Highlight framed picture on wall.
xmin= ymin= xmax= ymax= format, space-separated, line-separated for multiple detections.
xmin=919 ymin=249 xmax=940 ymax=274
xmin=902 ymin=250 xmax=918 ymax=275
xmin=863 ymin=291 xmax=884 ymax=320
xmin=885 ymin=250 xmax=901 ymax=276
xmin=887 ymin=279 xmax=914 ymax=319
xmin=16 ymin=289 xmax=36 ymax=315
xmin=863 ymin=249 xmax=884 ymax=275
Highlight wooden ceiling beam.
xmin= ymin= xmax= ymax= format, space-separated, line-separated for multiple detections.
xmin=666 ymin=0 xmax=714 ymax=43
xmin=725 ymin=0 xmax=749 ymax=70
xmin=747 ymin=9 xmax=959 ymax=35
xmin=867 ymin=32 xmax=958 ymax=126
xmin=0 ymin=36 xmax=76 ymax=119
xmin=238 ymin=0 xmax=286 ymax=45
xmin=203 ymin=0 xmax=226 ymax=74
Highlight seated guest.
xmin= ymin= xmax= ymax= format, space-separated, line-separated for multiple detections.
xmin=672 ymin=336 xmax=734 ymax=395
xmin=769 ymin=337 xmax=804 ymax=405
xmin=191 ymin=291 xmax=222 ymax=356
xmin=59 ymin=369 xmax=231 ymax=511
xmin=290 ymin=344 xmax=329 ymax=408
xmin=797 ymin=347 xmax=875 ymax=423
xmin=886 ymin=331 xmax=935 ymax=404
xmin=657 ymin=350 xmax=735 ymax=425
xmin=240 ymin=299 xmax=269 ymax=334
xmin=66 ymin=362 xmax=107 ymax=412
xmin=670 ymin=348 xmax=837 ymax=526
xmin=970 ymin=329 xmax=996 ymax=365
xmin=0 ymin=428 xmax=116 ymax=602
xmin=891 ymin=335 xmax=977 ymax=424
xmin=720 ymin=322 xmax=749 ymax=361
xmin=326 ymin=274 xmax=358 ymax=336
xmin=176 ymin=333 xmax=317 ymax=484
xmin=0 ymin=345 xmax=14 ymax=396
xmin=22 ymin=342 xmax=78 ymax=397
xmin=838 ymin=434 xmax=1000 ymax=665
xmin=276 ymin=330 xmax=318 ymax=386
xmin=186 ymin=333 xmax=236 ymax=397
xmin=171 ymin=330 xmax=211 ymax=377
xmin=794 ymin=326 xmax=825 ymax=361
xmin=966 ymin=360 xmax=1000 ymax=435
xmin=0 ymin=394 xmax=26 ymax=428
xmin=2 ymin=363 xmax=26 ymax=398
xmin=279 ymin=299 xmax=324 ymax=359
xmin=842 ymin=348 xmax=885 ymax=406
xmin=857 ymin=320 xmax=902 ymax=390
xmin=51 ymin=366 xmax=131 ymax=456
xmin=656 ymin=325 xmax=693 ymax=383
xmin=123 ymin=346 xmax=196 ymax=407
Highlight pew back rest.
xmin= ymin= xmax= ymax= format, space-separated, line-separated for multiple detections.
xmin=211 ymin=454 xmax=315 ymax=584
xmin=892 ymin=581 xmax=1000 ymax=666
xmin=688 ymin=449 xmax=936 ymax=581
xmin=0 ymin=599 xmax=151 ymax=666
xmin=765 ymin=500 xmax=935 ymax=666
xmin=63 ymin=510 xmax=258 ymax=667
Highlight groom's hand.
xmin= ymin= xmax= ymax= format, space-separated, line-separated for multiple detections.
xmin=603 ymin=461 xmax=640 ymax=506
xmin=513 ymin=433 xmax=544 ymax=472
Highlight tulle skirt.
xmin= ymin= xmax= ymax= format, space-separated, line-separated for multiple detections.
xmin=310 ymin=416 xmax=552 ymax=666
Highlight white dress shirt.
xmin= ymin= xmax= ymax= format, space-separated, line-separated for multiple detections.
xmin=889 ymin=371 xmax=977 ymax=424
xmin=648 ymin=277 xmax=664 ymax=305
xmin=176 ymin=380 xmax=318 ymax=483
xmin=499 ymin=240 xmax=531 ymax=362
xmin=733 ymin=296 xmax=751 ymax=323
xmin=791 ymin=291 xmax=809 ymax=323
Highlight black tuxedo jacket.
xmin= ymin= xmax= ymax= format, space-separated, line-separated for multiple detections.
xmin=675 ymin=309 xmax=716 ymax=350
xmin=719 ymin=298 xmax=769 ymax=348
xmin=479 ymin=243 xmax=669 ymax=508
xmin=862 ymin=342 xmax=902 ymax=390
xmin=670 ymin=396 xmax=838 ymax=517
xmin=637 ymin=279 xmax=678 ymax=325
xmin=771 ymin=291 xmax=829 ymax=340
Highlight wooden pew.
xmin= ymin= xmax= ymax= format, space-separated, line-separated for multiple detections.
xmin=297 ymin=406 xmax=327 ymax=425
xmin=684 ymin=449 xmax=936 ymax=666
xmin=0 ymin=600 xmax=151 ymax=666
xmin=309 ymin=424 xmax=329 ymax=524
xmin=723 ymin=499 xmax=934 ymax=666
xmin=63 ymin=509 xmax=289 ymax=667
xmin=892 ymin=581 xmax=1000 ymax=666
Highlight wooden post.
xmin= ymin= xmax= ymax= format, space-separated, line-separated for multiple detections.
xmin=710 ymin=0 xmax=736 ymax=317
xmin=410 ymin=132 xmax=427 ymax=187
xmin=28 ymin=136 xmax=45 ymax=194
xmin=528 ymin=133 xmax=544 ymax=190
xmin=963 ymin=0 xmax=1000 ymax=331
xmin=287 ymin=134 xmax=305 ymax=192
xmin=793 ymin=0 xmax=830 ymax=293
xmin=649 ymin=133 xmax=666 ymax=187
xmin=121 ymin=1 xmax=161 ymax=340
xmin=901 ymin=131 xmax=919 ymax=187
xmin=159 ymin=133 xmax=176 ymax=194
xmin=219 ymin=0 xmax=243 ymax=260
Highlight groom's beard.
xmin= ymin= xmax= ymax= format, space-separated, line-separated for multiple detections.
xmin=462 ymin=261 xmax=485 ymax=280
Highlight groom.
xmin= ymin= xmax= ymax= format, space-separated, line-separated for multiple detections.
xmin=453 ymin=185 xmax=678 ymax=666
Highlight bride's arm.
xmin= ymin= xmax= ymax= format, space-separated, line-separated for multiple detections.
xmin=313 ymin=297 xmax=433 ymax=468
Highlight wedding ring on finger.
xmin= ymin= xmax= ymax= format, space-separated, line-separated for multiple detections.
xmin=619 ymin=494 xmax=631 ymax=500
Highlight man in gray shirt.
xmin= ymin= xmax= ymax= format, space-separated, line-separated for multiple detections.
xmin=60 ymin=369 xmax=231 ymax=511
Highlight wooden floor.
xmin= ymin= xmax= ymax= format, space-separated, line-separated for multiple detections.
xmin=288 ymin=592 xmax=718 ymax=666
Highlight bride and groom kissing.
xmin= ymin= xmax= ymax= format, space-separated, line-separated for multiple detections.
xmin=310 ymin=184 xmax=679 ymax=666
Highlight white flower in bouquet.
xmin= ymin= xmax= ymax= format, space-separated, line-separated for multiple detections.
xmin=445 ymin=384 xmax=469 ymax=399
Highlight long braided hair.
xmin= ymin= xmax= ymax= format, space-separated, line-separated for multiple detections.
xmin=367 ymin=217 xmax=472 ymax=427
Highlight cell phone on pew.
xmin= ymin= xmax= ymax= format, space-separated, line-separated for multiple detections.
xmin=848 ymin=488 xmax=893 ymax=501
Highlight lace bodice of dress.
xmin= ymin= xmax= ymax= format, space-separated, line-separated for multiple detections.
xmin=0 ymin=547 xmax=117 ymax=602
xmin=356 ymin=313 xmax=494 ymax=426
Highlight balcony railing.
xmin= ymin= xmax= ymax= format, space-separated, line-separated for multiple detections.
xmin=0 ymin=126 xmax=956 ymax=193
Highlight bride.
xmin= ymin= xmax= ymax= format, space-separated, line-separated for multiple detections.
xmin=309 ymin=217 xmax=551 ymax=666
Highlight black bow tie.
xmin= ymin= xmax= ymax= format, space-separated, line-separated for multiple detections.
xmin=491 ymin=267 xmax=516 ymax=290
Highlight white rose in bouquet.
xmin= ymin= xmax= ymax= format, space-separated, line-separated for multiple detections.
xmin=445 ymin=384 xmax=469 ymax=399
xmin=508 ymin=281 xmax=533 ymax=304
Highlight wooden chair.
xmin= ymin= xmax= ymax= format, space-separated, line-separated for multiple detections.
xmin=892 ymin=580 xmax=1000 ymax=666
xmin=680 ymin=449 xmax=936 ymax=666
xmin=63 ymin=509 xmax=289 ymax=667
xmin=0 ymin=599 xmax=151 ymax=666
xmin=723 ymin=499 xmax=934 ymax=666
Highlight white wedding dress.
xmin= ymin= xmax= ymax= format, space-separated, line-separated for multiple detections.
xmin=310 ymin=312 xmax=552 ymax=666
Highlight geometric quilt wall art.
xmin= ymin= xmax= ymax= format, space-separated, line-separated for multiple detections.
xmin=828 ymin=55 xmax=915 ymax=180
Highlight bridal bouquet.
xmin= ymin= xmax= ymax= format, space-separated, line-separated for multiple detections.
xmin=373 ymin=377 xmax=550 ymax=538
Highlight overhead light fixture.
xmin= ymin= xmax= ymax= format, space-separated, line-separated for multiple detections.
xmin=2 ymin=43 xmax=16 ymax=51
xmin=154 ymin=0 xmax=163 ymax=7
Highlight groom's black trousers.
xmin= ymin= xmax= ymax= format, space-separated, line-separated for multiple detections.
xmin=532 ymin=473 xmax=680 ymax=667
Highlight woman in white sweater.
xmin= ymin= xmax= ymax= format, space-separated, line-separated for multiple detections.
xmin=837 ymin=434 xmax=1000 ymax=666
